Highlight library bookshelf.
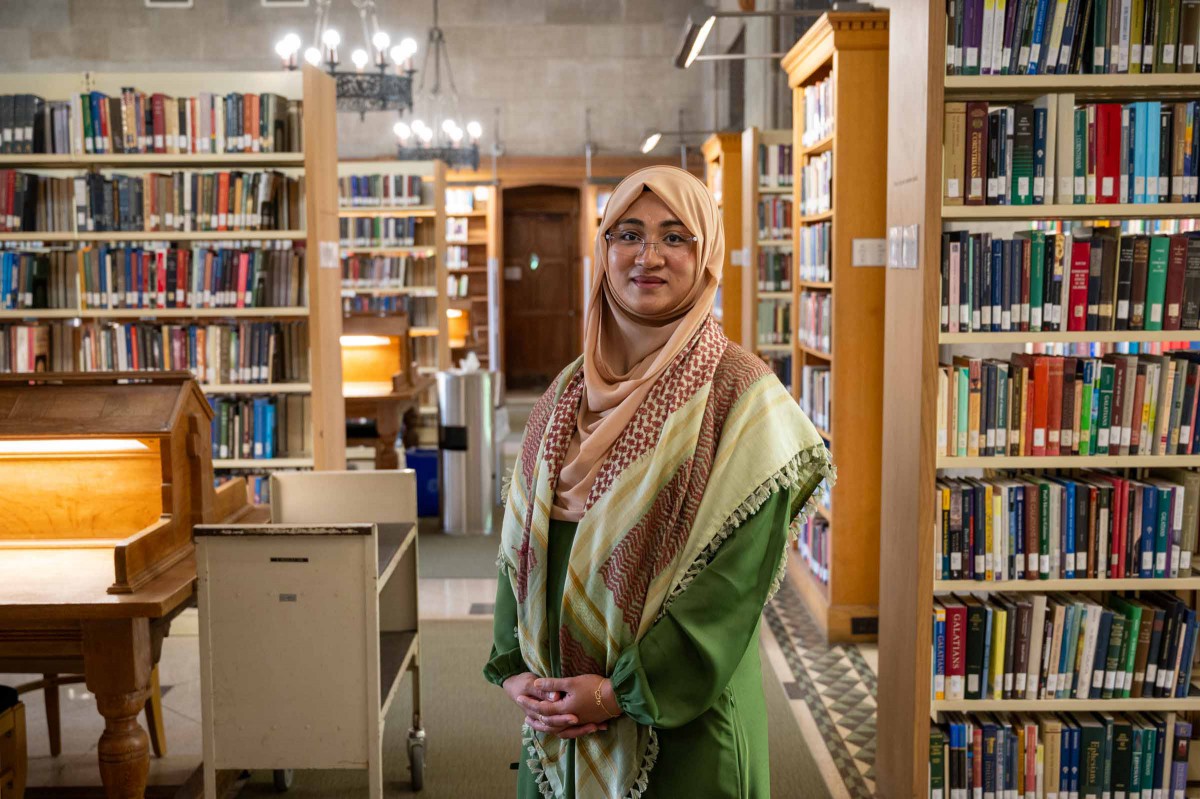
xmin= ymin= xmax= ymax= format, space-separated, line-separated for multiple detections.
xmin=0 ymin=67 xmax=346 ymax=474
xmin=702 ymin=132 xmax=744 ymax=343
xmin=337 ymin=159 xmax=447 ymax=447
xmin=779 ymin=11 xmax=889 ymax=643
xmin=445 ymin=177 xmax=504 ymax=376
xmin=876 ymin=7 xmax=1200 ymax=793
xmin=741 ymin=126 xmax=795 ymax=379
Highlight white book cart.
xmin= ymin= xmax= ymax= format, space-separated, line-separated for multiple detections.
xmin=195 ymin=470 xmax=424 ymax=797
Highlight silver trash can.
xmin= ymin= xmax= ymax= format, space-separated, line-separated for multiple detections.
xmin=437 ymin=370 xmax=495 ymax=535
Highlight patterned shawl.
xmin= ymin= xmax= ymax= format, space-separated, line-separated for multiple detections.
xmin=498 ymin=315 xmax=834 ymax=799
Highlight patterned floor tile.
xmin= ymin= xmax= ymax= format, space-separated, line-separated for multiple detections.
xmin=764 ymin=578 xmax=878 ymax=799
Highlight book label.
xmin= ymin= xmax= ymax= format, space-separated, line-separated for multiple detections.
xmin=947 ymin=178 xmax=960 ymax=198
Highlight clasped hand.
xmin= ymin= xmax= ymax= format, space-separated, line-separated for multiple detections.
xmin=502 ymin=672 xmax=621 ymax=739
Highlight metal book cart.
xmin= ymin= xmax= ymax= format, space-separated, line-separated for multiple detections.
xmin=196 ymin=470 xmax=424 ymax=797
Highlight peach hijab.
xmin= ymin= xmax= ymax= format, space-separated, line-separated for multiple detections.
xmin=551 ymin=165 xmax=724 ymax=521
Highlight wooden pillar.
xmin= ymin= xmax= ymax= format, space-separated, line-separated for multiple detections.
xmin=875 ymin=0 xmax=944 ymax=795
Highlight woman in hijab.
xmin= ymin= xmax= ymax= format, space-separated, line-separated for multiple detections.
xmin=484 ymin=165 xmax=834 ymax=798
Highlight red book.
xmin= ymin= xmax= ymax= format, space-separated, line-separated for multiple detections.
xmin=1095 ymin=103 xmax=1122 ymax=203
xmin=1165 ymin=235 xmax=1189 ymax=330
xmin=151 ymin=93 xmax=166 ymax=154
xmin=236 ymin=252 xmax=249 ymax=308
xmin=972 ymin=727 xmax=984 ymax=791
xmin=1186 ymin=364 xmax=1200 ymax=454
xmin=1130 ymin=366 xmax=1147 ymax=453
xmin=176 ymin=249 xmax=188 ymax=307
xmin=1068 ymin=240 xmax=1091 ymax=331
xmin=0 ymin=169 xmax=9 ymax=232
xmin=155 ymin=250 xmax=166 ymax=309
xmin=944 ymin=600 xmax=968 ymax=699
xmin=1047 ymin=357 xmax=1064 ymax=455
xmin=1032 ymin=356 xmax=1051 ymax=456
xmin=1102 ymin=475 xmax=1128 ymax=579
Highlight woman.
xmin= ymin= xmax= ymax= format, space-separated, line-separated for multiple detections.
xmin=484 ymin=165 xmax=833 ymax=798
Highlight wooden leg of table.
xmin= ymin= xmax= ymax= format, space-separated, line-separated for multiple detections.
xmin=41 ymin=674 xmax=60 ymax=758
xmin=144 ymin=665 xmax=167 ymax=759
xmin=82 ymin=618 xmax=152 ymax=799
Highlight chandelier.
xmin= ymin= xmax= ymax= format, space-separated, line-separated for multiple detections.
xmin=393 ymin=0 xmax=481 ymax=170
xmin=273 ymin=0 xmax=418 ymax=119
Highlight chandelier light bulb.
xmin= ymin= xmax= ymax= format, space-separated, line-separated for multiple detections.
xmin=442 ymin=118 xmax=457 ymax=135
xmin=322 ymin=29 xmax=341 ymax=48
xmin=351 ymin=48 xmax=369 ymax=70
xmin=393 ymin=121 xmax=411 ymax=141
xmin=282 ymin=33 xmax=301 ymax=53
xmin=372 ymin=31 xmax=390 ymax=51
xmin=467 ymin=120 xmax=483 ymax=140
xmin=448 ymin=127 xmax=464 ymax=143
xmin=304 ymin=46 xmax=322 ymax=66
xmin=418 ymin=127 xmax=433 ymax=144
xmin=389 ymin=45 xmax=404 ymax=64
xmin=399 ymin=38 xmax=418 ymax=58
xmin=411 ymin=119 xmax=427 ymax=134
xmin=275 ymin=39 xmax=292 ymax=58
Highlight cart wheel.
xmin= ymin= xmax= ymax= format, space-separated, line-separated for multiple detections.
xmin=272 ymin=769 xmax=294 ymax=792
xmin=408 ymin=743 xmax=425 ymax=791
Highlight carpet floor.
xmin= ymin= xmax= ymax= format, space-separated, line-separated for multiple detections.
xmin=231 ymin=619 xmax=830 ymax=798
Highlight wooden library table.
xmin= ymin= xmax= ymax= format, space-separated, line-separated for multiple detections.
xmin=0 ymin=550 xmax=200 ymax=799
xmin=344 ymin=376 xmax=436 ymax=469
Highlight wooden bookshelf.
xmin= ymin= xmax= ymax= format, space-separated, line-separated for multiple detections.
xmin=876 ymin=8 xmax=1200 ymax=793
xmin=780 ymin=12 xmax=890 ymax=644
xmin=741 ymin=126 xmax=795 ymax=377
xmin=702 ymin=133 xmax=744 ymax=343
xmin=337 ymin=159 xmax=448 ymax=450
xmin=445 ymin=177 xmax=504 ymax=375
xmin=0 ymin=67 xmax=346 ymax=472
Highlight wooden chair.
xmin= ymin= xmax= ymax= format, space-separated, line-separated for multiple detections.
xmin=14 ymin=667 xmax=167 ymax=758
xmin=0 ymin=686 xmax=26 ymax=799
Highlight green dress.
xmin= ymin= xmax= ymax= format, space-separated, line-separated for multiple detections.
xmin=484 ymin=485 xmax=808 ymax=798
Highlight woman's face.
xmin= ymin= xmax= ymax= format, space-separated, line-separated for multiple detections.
xmin=606 ymin=190 xmax=698 ymax=318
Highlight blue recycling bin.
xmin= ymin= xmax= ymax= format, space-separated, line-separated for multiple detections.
xmin=406 ymin=447 xmax=440 ymax=518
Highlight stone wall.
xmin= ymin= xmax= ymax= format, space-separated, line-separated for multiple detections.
xmin=0 ymin=0 xmax=719 ymax=158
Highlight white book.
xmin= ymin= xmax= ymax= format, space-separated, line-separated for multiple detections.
xmin=992 ymin=0 xmax=1009 ymax=73
xmin=1075 ymin=604 xmax=1097 ymax=699
xmin=1055 ymin=94 xmax=1076 ymax=204
xmin=1025 ymin=594 xmax=1049 ymax=699
xmin=981 ymin=0 xmax=997 ymax=74
xmin=1117 ymin=0 xmax=1133 ymax=72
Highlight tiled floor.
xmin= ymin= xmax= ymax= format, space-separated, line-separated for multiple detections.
xmin=763 ymin=578 xmax=879 ymax=799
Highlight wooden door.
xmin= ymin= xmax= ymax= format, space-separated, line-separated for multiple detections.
xmin=502 ymin=186 xmax=580 ymax=390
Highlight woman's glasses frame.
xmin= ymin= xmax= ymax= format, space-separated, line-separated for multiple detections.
xmin=604 ymin=230 xmax=699 ymax=260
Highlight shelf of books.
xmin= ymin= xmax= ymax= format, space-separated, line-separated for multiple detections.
xmin=878 ymin=3 xmax=1200 ymax=794
xmin=740 ymin=126 xmax=796 ymax=393
xmin=779 ymin=12 xmax=889 ymax=643
xmin=0 ymin=67 xmax=346 ymax=503
xmin=337 ymin=158 xmax=447 ymax=447
xmin=702 ymin=132 xmax=744 ymax=342
xmin=445 ymin=178 xmax=503 ymax=377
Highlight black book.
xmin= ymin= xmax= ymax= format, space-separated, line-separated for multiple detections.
xmin=1115 ymin=235 xmax=1134 ymax=330
xmin=1181 ymin=235 xmax=1200 ymax=329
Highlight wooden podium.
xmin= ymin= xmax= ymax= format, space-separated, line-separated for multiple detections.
xmin=0 ymin=372 xmax=257 ymax=799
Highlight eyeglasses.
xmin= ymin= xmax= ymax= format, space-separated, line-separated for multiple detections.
xmin=605 ymin=230 xmax=698 ymax=258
